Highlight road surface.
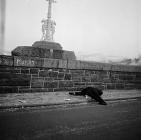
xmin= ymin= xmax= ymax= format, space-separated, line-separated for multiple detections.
xmin=0 ymin=98 xmax=141 ymax=140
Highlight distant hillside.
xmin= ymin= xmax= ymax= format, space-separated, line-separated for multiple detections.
xmin=109 ymin=56 xmax=141 ymax=65
xmin=76 ymin=53 xmax=141 ymax=66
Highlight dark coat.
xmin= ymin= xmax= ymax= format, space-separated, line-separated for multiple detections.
xmin=69 ymin=87 xmax=107 ymax=105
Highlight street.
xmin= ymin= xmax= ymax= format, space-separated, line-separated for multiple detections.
xmin=0 ymin=98 xmax=141 ymax=140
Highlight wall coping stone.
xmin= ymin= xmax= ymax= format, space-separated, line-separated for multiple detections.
xmin=0 ymin=55 xmax=141 ymax=72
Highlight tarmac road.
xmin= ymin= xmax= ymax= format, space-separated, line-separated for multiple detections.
xmin=0 ymin=98 xmax=141 ymax=140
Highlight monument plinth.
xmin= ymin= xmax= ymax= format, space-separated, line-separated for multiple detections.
xmin=11 ymin=45 xmax=62 ymax=59
xmin=12 ymin=0 xmax=76 ymax=60
xmin=32 ymin=41 xmax=62 ymax=50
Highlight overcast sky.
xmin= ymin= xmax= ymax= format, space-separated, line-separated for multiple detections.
xmin=4 ymin=0 xmax=141 ymax=60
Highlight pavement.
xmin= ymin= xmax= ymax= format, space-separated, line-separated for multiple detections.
xmin=0 ymin=90 xmax=141 ymax=109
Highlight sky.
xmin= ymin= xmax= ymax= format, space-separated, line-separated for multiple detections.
xmin=2 ymin=0 xmax=141 ymax=61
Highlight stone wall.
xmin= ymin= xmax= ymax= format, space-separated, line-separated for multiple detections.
xmin=0 ymin=55 xmax=141 ymax=93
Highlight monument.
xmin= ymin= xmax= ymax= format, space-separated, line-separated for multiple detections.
xmin=12 ymin=0 xmax=76 ymax=60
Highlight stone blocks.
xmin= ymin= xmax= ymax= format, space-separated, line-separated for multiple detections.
xmin=11 ymin=41 xmax=76 ymax=60
xmin=0 ymin=55 xmax=141 ymax=93
xmin=0 ymin=55 xmax=13 ymax=66
xmin=59 ymin=81 xmax=73 ymax=88
xmin=12 ymin=46 xmax=51 ymax=58
xmin=44 ymin=81 xmax=58 ymax=88
xmin=62 ymin=50 xmax=76 ymax=60
xmin=14 ymin=56 xmax=44 ymax=67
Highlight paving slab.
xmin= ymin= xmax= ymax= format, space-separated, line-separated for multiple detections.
xmin=0 ymin=90 xmax=141 ymax=109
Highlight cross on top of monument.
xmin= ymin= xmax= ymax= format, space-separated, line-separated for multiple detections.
xmin=41 ymin=0 xmax=56 ymax=42
xmin=46 ymin=0 xmax=56 ymax=18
